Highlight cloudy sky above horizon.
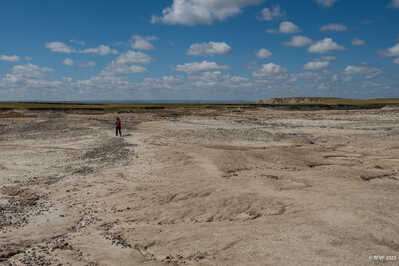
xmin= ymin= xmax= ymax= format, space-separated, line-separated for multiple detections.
xmin=0 ymin=0 xmax=399 ymax=101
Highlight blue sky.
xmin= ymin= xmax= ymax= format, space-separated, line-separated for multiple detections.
xmin=0 ymin=0 xmax=398 ymax=101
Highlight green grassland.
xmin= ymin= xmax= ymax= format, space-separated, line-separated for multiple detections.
xmin=0 ymin=102 xmax=249 ymax=116
xmin=1 ymin=98 xmax=399 ymax=115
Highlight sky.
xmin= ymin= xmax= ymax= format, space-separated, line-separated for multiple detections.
xmin=0 ymin=0 xmax=399 ymax=101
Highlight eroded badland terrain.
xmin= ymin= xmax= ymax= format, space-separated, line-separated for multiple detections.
xmin=1 ymin=105 xmax=399 ymax=265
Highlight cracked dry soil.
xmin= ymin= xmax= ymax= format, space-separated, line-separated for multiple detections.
xmin=1 ymin=107 xmax=399 ymax=265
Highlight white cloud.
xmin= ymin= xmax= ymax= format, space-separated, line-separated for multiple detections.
xmin=139 ymin=76 xmax=184 ymax=90
xmin=252 ymin=63 xmax=287 ymax=78
xmin=62 ymin=59 xmax=96 ymax=67
xmin=80 ymin=45 xmax=118 ymax=55
xmin=394 ymin=58 xmax=399 ymax=64
xmin=379 ymin=43 xmax=399 ymax=57
xmin=79 ymin=61 xmax=96 ymax=67
xmin=321 ymin=56 xmax=336 ymax=61
xmin=352 ymin=38 xmax=365 ymax=46
xmin=9 ymin=64 xmax=52 ymax=78
xmin=332 ymin=74 xmax=352 ymax=82
xmin=78 ymin=49 xmax=153 ymax=90
xmin=0 ymin=55 xmax=20 ymax=62
xmin=303 ymin=60 xmax=331 ymax=70
xmin=230 ymin=76 xmax=249 ymax=83
xmin=115 ymin=51 xmax=153 ymax=65
xmin=100 ymin=63 xmax=147 ymax=76
xmin=344 ymin=66 xmax=366 ymax=74
xmin=268 ymin=21 xmax=301 ymax=34
xmin=279 ymin=21 xmax=301 ymax=33
xmin=194 ymin=70 xmax=224 ymax=81
xmin=296 ymin=72 xmax=325 ymax=81
xmin=151 ymin=0 xmax=263 ymax=26
xmin=258 ymin=5 xmax=284 ymax=21
xmin=70 ymin=40 xmax=86 ymax=46
xmin=46 ymin=42 xmax=116 ymax=56
xmin=0 ymin=63 xmax=61 ymax=90
xmin=131 ymin=35 xmax=157 ymax=50
xmin=192 ymin=71 xmax=252 ymax=89
xmin=314 ymin=0 xmax=338 ymax=7
xmin=283 ymin=35 xmax=312 ymax=47
xmin=308 ymin=38 xmax=345 ymax=53
xmin=256 ymin=48 xmax=272 ymax=59
xmin=320 ymin=23 xmax=347 ymax=32
xmin=175 ymin=61 xmax=230 ymax=73
xmin=63 ymin=58 xmax=74 ymax=66
xmin=187 ymin=41 xmax=232 ymax=56
xmin=389 ymin=0 xmax=399 ymax=8
xmin=63 ymin=77 xmax=73 ymax=83
xmin=344 ymin=65 xmax=383 ymax=79
xmin=45 ymin=42 xmax=75 ymax=54
xmin=25 ymin=57 xmax=32 ymax=61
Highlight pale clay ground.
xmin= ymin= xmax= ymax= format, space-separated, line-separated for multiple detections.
xmin=1 ymin=107 xmax=399 ymax=265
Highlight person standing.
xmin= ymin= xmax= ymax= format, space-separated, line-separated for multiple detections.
xmin=115 ymin=117 xmax=122 ymax=137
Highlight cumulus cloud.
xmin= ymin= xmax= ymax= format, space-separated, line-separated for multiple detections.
xmin=256 ymin=48 xmax=272 ymax=59
xmin=131 ymin=35 xmax=158 ymax=50
xmin=344 ymin=65 xmax=383 ymax=79
xmin=0 ymin=55 xmax=20 ymax=62
xmin=352 ymin=38 xmax=365 ymax=46
xmin=257 ymin=5 xmax=284 ymax=21
xmin=100 ymin=63 xmax=147 ymax=76
xmin=0 ymin=63 xmax=61 ymax=91
xmin=187 ymin=41 xmax=232 ymax=56
xmin=283 ymin=35 xmax=312 ymax=47
xmin=303 ymin=60 xmax=331 ymax=70
xmin=9 ymin=64 xmax=52 ymax=78
xmin=79 ymin=61 xmax=96 ymax=67
xmin=361 ymin=81 xmax=390 ymax=89
xmin=25 ymin=57 xmax=32 ymax=61
xmin=46 ymin=42 xmax=117 ymax=55
xmin=252 ymin=63 xmax=287 ymax=78
xmin=45 ymin=42 xmax=75 ymax=54
xmin=63 ymin=58 xmax=74 ymax=66
xmin=320 ymin=23 xmax=347 ymax=32
xmin=308 ymin=38 xmax=345 ymax=53
xmin=82 ymin=50 xmax=152 ymax=89
xmin=379 ymin=43 xmax=399 ymax=57
xmin=151 ymin=0 xmax=263 ymax=26
xmin=139 ymin=76 xmax=184 ymax=90
xmin=332 ymin=73 xmax=352 ymax=82
xmin=80 ymin=45 xmax=118 ymax=55
xmin=279 ymin=21 xmax=301 ymax=33
xmin=268 ymin=21 xmax=301 ymax=34
xmin=389 ymin=0 xmax=399 ymax=8
xmin=314 ymin=0 xmax=339 ymax=7
xmin=192 ymin=71 xmax=252 ymax=89
xmin=321 ymin=56 xmax=336 ymax=61
xmin=175 ymin=61 xmax=230 ymax=73
xmin=115 ymin=51 xmax=153 ymax=65
xmin=69 ymin=40 xmax=85 ymax=46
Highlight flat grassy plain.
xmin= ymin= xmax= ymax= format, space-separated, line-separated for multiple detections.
xmin=0 ymin=102 xmax=249 ymax=117
xmin=1 ymin=98 xmax=399 ymax=114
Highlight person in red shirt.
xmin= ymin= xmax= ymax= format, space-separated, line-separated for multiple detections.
xmin=115 ymin=117 xmax=122 ymax=137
